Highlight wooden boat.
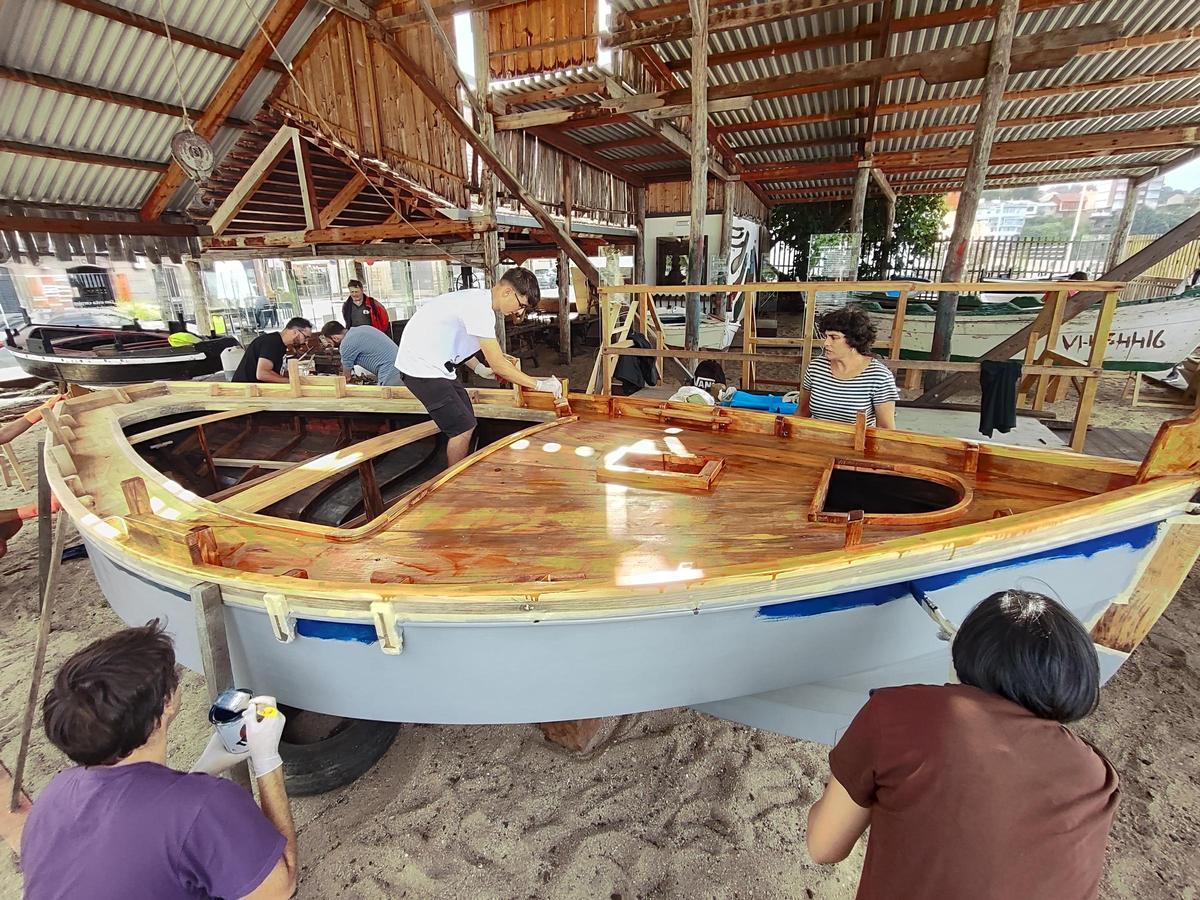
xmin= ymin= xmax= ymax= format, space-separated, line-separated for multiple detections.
xmin=860 ymin=289 xmax=1200 ymax=372
xmin=4 ymin=324 xmax=240 ymax=387
xmin=42 ymin=379 xmax=1200 ymax=744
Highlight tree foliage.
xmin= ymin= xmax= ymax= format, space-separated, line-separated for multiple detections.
xmin=769 ymin=194 xmax=945 ymax=279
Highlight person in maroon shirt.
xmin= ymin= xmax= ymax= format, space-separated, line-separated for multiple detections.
xmin=807 ymin=590 xmax=1120 ymax=900
xmin=0 ymin=622 xmax=298 ymax=899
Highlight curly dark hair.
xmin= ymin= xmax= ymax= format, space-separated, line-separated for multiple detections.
xmin=817 ymin=305 xmax=876 ymax=355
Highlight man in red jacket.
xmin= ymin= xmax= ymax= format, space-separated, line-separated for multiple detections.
xmin=342 ymin=279 xmax=390 ymax=333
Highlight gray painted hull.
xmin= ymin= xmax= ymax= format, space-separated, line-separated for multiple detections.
xmin=83 ymin=518 xmax=1159 ymax=742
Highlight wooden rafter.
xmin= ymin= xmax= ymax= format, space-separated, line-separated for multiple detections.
xmin=207 ymin=127 xmax=297 ymax=237
xmin=205 ymin=217 xmax=484 ymax=249
xmin=319 ymin=174 xmax=369 ymax=228
xmin=662 ymin=0 xmax=1097 ymax=72
xmin=608 ymin=0 xmax=866 ymax=49
xmin=0 ymin=139 xmax=165 ymax=172
xmin=0 ymin=66 xmax=251 ymax=128
xmin=863 ymin=0 xmax=895 ymax=148
xmin=55 ymin=0 xmax=287 ymax=73
xmin=716 ymin=65 xmax=1200 ymax=135
xmin=0 ymin=215 xmax=205 ymax=237
xmin=528 ymin=128 xmax=649 ymax=187
xmin=731 ymin=96 xmax=1200 ymax=154
xmin=495 ymin=80 xmax=607 ymax=109
xmin=292 ymin=132 xmax=319 ymax=230
xmin=139 ymin=0 xmax=309 ymax=221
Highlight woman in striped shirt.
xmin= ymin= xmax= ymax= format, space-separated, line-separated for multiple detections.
xmin=800 ymin=305 xmax=898 ymax=429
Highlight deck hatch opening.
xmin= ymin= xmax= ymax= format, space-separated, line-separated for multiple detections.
xmin=597 ymin=449 xmax=726 ymax=492
xmin=810 ymin=459 xmax=971 ymax=526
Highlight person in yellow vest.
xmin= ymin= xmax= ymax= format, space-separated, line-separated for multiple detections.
xmin=166 ymin=321 xmax=201 ymax=348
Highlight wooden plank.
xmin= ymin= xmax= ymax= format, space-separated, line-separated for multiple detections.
xmin=208 ymin=127 xmax=297 ymax=236
xmin=128 ymin=409 xmax=263 ymax=446
xmin=292 ymin=132 xmax=319 ymax=231
xmin=1069 ymin=291 xmax=1118 ymax=452
xmin=1091 ymin=522 xmax=1200 ymax=653
xmin=223 ymin=421 xmax=439 ymax=513
xmin=205 ymin=217 xmax=480 ymax=249
xmin=318 ymin=174 xmax=368 ymax=228
xmin=380 ymin=0 xmax=524 ymax=30
xmin=140 ymin=0 xmax=309 ymax=220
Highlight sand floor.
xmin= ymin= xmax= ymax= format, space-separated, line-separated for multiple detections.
xmin=0 ymin=374 xmax=1198 ymax=898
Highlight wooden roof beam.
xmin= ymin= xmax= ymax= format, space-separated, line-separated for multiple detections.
xmin=608 ymin=0 xmax=868 ymax=50
xmin=319 ymin=174 xmax=369 ymax=228
xmin=497 ymin=79 xmax=608 ymax=108
xmin=585 ymin=22 xmax=1125 ymax=115
xmin=0 ymin=66 xmax=252 ymax=128
xmin=55 ymin=0 xmax=286 ymax=73
xmin=527 ymin=128 xmax=649 ymax=187
xmin=716 ymin=65 xmax=1200 ymax=136
xmin=205 ymin=217 xmax=485 ymax=249
xmin=662 ymin=0 xmax=1096 ymax=71
xmin=0 ymin=139 xmax=165 ymax=172
xmin=139 ymin=0 xmax=309 ymax=221
xmin=0 ymin=215 xmax=206 ymax=236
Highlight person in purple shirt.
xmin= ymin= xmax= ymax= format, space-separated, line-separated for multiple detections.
xmin=0 ymin=622 xmax=297 ymax=899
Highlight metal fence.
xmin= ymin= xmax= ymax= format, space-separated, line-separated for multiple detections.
xmin=766 ymin=234 xmax=1200 ymax=300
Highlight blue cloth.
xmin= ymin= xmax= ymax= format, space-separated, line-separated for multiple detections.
xmin=340 ymin=325 xmax=402 ymax=386
xmin=725 ymin=390 xmax=798 ymax=415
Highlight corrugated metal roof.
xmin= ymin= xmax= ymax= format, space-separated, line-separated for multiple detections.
xmin=0 ymin=0 xmax=328 ymax=211
xmin=599 ymin=0 xmax=1200 ymax=199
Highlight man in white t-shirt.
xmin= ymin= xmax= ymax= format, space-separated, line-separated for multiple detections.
xmin=396 ymin=268 xmax=564 ymax=465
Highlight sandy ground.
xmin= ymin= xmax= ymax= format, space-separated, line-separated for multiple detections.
xmin=0 ymin=363 xmax=1198 ymax=898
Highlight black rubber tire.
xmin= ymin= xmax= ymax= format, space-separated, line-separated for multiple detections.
xmin=279 ymin=713 xmax=401 ymax=796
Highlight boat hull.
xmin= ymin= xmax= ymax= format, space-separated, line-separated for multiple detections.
xmin=84 ymin=518 xmax=1165 ymax=740
xmin=7 ymin=338 xmax=238 ymax=386
xmin=866 ymin=292 xmax=1200 ymax=371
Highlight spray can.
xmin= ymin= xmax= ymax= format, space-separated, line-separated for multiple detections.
xmin=208 ymin=688 xmax=254 ymax=754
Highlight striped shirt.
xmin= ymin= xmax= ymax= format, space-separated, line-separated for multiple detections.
xmin=803 ymin=355 xmax=898 ymax=426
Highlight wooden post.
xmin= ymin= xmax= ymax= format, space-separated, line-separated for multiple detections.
xmin=10 ymin=445 xmax=67 ymax=811
xmin=185 ymin=260 xmax=213 ymax=337
xmin=1032 ymin=289 xmax=1067 ymax=410
xmin=800 ymin=288 xmax=817 ymax=386
xmin=1091 ymin=521 xmax=1200 ymax=653
xmin=632 ymin=187 xmax=647 ymax=286
xmin=741 ymin=289 xmax=756 ymax=389
xmin=719 ymin=178 xmax=735 ymax=312
xmin=471 ymin=9 xmax=501 ymax=295
xmin=685 ymin=0 xmax=709 ymax=352
xmin=1105 ymin=178 xmax=1139 ymax=273
xmin=558 ymin=160 xmax=573 ymax=364
xmin=929 ymin=0 xmax=1020 ymax=381
xmin=1069 ymin=290 xmax=1118 ymax=451
xmin=850 ymin=161 xmax=871 ymax=277
xmin=193 ymin=582 xmax=253 ymax=791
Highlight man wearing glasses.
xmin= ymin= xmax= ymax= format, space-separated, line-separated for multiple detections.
xmin=396 ymin=267 xmax=565 ymax=466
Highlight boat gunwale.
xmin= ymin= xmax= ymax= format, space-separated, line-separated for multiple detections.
xmin=43 ymin=382 xmax=1198 ymax=622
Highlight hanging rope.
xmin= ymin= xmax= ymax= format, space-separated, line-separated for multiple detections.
xmin=157 ymin=0 xmax=193 ymax=131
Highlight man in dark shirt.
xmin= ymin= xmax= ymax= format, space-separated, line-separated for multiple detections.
xmin=341 ymin=280 xmax=389 ymax=332
xmin=1 ymin=622 xmax=297 ymax=899
xmin=232 ymin=317 xmax=312 ymax=384
xmin=807 ymin=590 xmax=1119 ymax=900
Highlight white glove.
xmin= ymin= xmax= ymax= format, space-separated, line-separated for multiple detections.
xmin=244 ymin=696 xmax=286 ymax=778
xmin=190 ymin=730 xmax=249 ymax=777
xmin=473 ymin=363 xmax=497 ymax=381
xmin=534 ymin=376 xmax=564 ymax=398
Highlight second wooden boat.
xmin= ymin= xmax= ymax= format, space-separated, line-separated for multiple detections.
xmin=42 ymin=380 xmax=1200 ymax=744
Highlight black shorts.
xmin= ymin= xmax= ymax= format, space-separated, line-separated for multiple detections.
xmin=402 ymin=374 xmax=476 ymax=438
